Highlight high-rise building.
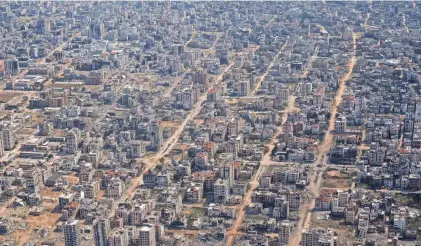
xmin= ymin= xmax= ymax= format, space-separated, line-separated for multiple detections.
xmin=207 ymin=87 xmax=220 ymax=102
xmin=171 ymin=44 xmax=185 ymax=55
xmin=238 ymin=80 xmax=249 ymax=96
xmin=20 ymin=162 xmax=42 ymax=194
xmin=169 ymin=58 xmax=182 ymax=74
xmin=36 ymin=19 xmax=51 ymax=34
xmin=149 ymin=121 xmax=162 ymax=151
xmin=181 ymin=89 xmax=193 ymax=110
xmin=1 ymin=125 xmax=15 ymax=151
xmin=154 ymin=224 xmax=164 ymax=243
xmin=66 ymin=10 xmax=75 ymax=19
xmin=192 ymin=70 xmax=208 ymax=86
xmin=0 ymin=132 xmax=4 ymax=157
xmin=278 ymin=64 xmax=291 ymax=75
xmin=66 ymin=128 xmax=80 ymax=154
xmin=305 ymin=82 xmax=313 ymax=95
xmin=63 ymin=220 xmax=81 ymax=246
xmin=89 ymin=23 xmax=105 ymax=40
xmin=279 ymin=220 xmax=293 ymax=244
xmin=29 ymin=45 xmax=38 ymax=58
xmin=94 ymin=218 xmax=110 ymax=246
xmin=338 ymin=191 xmax=350 ymax=207
xmin=220 ymin=163 xmax=234 ymax=188
xmin=4 ymin=59 xmax=19 ymax=76
xmin=279 ymin=88 xmax=289 ymax=101
xmin=334 ymin=116 xmax=347 ymax=133
xmin=139 ymin=224 xmax=156 ymax=246
xmin=214 ymin=178 xmax=229 ymax=203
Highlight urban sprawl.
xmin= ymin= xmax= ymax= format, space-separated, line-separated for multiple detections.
xmin=0 ymin=1 xmax=420 ymax=246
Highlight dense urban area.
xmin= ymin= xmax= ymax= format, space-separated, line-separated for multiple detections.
xmin=0 ymin=1 xmax=420 ymax=246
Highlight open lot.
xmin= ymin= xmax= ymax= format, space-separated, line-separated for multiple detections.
xmin=321 ymin=169 xmax=356 ymax=189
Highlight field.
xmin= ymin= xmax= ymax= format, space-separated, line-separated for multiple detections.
xmin=0 ymin=201 xmax=61 ymax=246
xmin=0 ymin=91 xmax=22 ymax=103
xmin=161 ymin=121 xmax=181 ymax=128
xmin=321 ymin=169 xmax=356 ymax=189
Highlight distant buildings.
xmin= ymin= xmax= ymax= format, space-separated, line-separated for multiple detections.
xmin=0 ymin=1 xmax=419 ymax=246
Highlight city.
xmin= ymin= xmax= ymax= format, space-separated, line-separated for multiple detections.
xmin=0 ymin=1 xmax=420 ymax=246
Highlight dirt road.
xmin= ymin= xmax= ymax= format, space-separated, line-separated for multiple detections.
xmin=226 ymin=95 xmax=297 ymax=246
xmin=289 ymin=34 xmax=358 ymax=246
xmin=251 ymin=37 xmax=289 ymax=95
xmin=163 ymin=31 xmax=198 ymax=98
xmin=11 ymin=31 xmax=81 ymax=81
xmin=120 ymin=61 xmax=235 ymax=202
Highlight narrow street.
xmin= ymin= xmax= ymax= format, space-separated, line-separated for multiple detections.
xmin=12 ymin=31 xmax=82 ymax=81
xmin=164 ymin=31 xmax=223 ymax=98
xmin=163 ymin=31 xmax=197 ymax=98
xmin=251 ymin=37 xmax=289 ymax=95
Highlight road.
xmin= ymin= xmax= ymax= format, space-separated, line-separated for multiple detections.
xmin=163 ymin=31 xmax=199 ymax=98
xmin=106 ymin=30 xmax=241 ymax=204
xmin=364 ymin=13 xmax=371 ymax=29
xmin=120 ymin=60 xmax=235 ymax=202
xmin=264 ymin=16 xmax=276 ymax=29
xmin=298 ymin=45 xmax=319 ymax=79
xmin=225 ymin=95 xmax=297 ymax=246
xmin=11 ymin=31 xmax=82 ymax=81
xmin=251 ymin=37 xmax=290 ymax=95
xmin=164 ymin=31 xmax=223 ymax=98
xmin=289 ymin=33 xmax=358 ymax=246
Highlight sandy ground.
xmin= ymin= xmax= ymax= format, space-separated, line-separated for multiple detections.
xmin=0 ymin=201 xmax=61 ymax=246
xmin=327 ymin=170 xmax=344 ymax=177
xmin=14 ymin=212 xmax=61 ymax=245
xmin=161 ymin=121 xmax=182 ymax=128
xmin=64 ymin=175 xmax=79 ymax=185
xmin=0 ymin=91 xmax=22 ymax=103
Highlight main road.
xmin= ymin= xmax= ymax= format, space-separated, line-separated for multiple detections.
xmin=251 ymin=37 xmax=289 ymax=95
xmin=120 ymin=60 xmax=235 ymax=202
xmin=11 ymin=31 xmax=82 ymax=81
xmin=225 ymin=95 xmax=296 ymax=246
xmin=289 ymin=34 xmax=358 ymax=246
